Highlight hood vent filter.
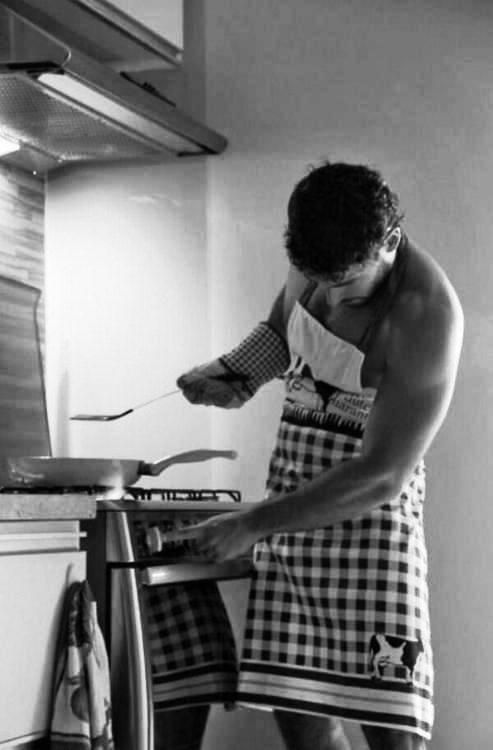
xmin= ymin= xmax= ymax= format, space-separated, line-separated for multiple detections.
xmin=0 ymin=0 xmax=227 ymax=174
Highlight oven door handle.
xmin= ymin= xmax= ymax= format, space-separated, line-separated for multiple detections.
xmin=140 ymin=558 xmax=253 ymax=586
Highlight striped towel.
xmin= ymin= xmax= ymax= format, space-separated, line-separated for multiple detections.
xmin=49 ymin=581 xmax=114 ymax=749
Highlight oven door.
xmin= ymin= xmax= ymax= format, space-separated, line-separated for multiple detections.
xmin=108 ymin=514 xmax=252 ymax=750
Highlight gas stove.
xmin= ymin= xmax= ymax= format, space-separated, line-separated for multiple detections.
xmin=80 ymin=484 xmax=252 ymax=615
xmin=80 ymin=486 xmax=253 ymax=750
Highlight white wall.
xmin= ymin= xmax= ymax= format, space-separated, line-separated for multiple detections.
xmin=202 ymin=2 xmax=493 ymax=749
xmin=44 ymin=157 xmax=219 ymax=487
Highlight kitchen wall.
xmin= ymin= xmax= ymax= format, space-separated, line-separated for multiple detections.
xmin=0 ymin=164 xmax=44 ymax=336
xmin=43 ymin=1 xmax=493 ymax=749
xmin=202 ymin=2 xmax=493 ymax=750
xmin=44 ymin=157 xmax=215 ymax=481
xmin=0 ymin=164 xmax=50 ymax=455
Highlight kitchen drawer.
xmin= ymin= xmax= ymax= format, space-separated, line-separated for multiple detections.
xmin=0 ymin=521 xmax=83 ymax=554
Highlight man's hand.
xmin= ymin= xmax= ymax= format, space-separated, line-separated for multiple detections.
xmin=162 ymin=511 xmax=259 ymax=562
xmin=177 ymin=360 xmax=251 ymax=408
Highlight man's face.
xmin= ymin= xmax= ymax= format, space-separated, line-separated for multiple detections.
xmin=306 ymin=261 xmax=382 ymax=307
xmin=305 ymin=229 xmax=401 ymax=308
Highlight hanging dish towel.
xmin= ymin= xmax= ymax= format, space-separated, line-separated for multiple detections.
xmin=50 ymin=580 xmax=114 ymax=750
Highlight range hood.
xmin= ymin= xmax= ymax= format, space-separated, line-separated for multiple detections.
xmin=0 ymin=0 xmax=227 ymax=174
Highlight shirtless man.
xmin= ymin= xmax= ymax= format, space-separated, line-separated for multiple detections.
xmin=175 ymin=161 xmax=463 ymax=750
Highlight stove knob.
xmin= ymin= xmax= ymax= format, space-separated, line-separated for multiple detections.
xmin=146 ymin=525 xmax=162 ymax=554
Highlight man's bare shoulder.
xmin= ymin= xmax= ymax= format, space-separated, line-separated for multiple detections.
xmin=387 ymin=237 xmax=464 ymax=382
xmin=398 ymin=238 xmax=463 ymax=320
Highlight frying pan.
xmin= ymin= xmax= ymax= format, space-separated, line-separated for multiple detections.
xmin=0 ymin=449 xmax=237 ymax=489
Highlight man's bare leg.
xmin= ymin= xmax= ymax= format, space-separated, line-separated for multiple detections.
xmin=154 ymin=705 xmax=210 ymax=750
xmin=274 ymin=710 xmax=352 ymax=750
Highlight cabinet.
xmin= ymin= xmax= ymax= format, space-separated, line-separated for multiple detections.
xmin=0 ymin=521 xmax=86 ymax=748
xmin=108 ymin=0 xmax=183 ymax=49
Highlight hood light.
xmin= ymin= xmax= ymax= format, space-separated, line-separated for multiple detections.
xmin=0 ymin=134 xmax=20 ymax=157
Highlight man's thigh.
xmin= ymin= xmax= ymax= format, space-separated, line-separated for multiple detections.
xmin=361 ymin=723 xmax=427 ymax=750
xmin=273 ymin=710 xmax=350 ymax=750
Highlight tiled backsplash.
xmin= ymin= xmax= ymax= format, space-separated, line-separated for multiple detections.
xmin=0 ymin=164 xmax=45 ymax=342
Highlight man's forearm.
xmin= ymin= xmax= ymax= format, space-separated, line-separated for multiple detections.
xmin=219 ymin=321 xmax=289 ymax=394
xmin=246 ymin=457 xmax=401 ymax=538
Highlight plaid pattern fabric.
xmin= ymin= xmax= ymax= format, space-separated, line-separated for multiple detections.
xmin=142 ymin=582 xmax=238 ymax=711
xmin=266 ymin=419 xmax=362 ymax=495
xmin=220 ymin=322 xmax=290 ymax=395
xmin=235 ymin=258 xmax=434 ymax=738
xmin=237 ymin=418 xmax=434 ymax=740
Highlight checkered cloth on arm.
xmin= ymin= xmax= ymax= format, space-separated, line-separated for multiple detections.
xmin=220 ymin=322 xmax=290 ymax=396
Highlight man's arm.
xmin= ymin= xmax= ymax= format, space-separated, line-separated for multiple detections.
xmin=354 ymin=287 xmax=464 ymax=492
xmin=246 ymin=286 xmax=464 ymax=536
xmin=177 ymin=265 xmax=308 ymax=407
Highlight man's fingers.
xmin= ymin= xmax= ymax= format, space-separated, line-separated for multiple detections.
xmin=160 ymin=523 xmax=207 ymax=543
xmin=179 ymin=377 xmax=245 ymax=407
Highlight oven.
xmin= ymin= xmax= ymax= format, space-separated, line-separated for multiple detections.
xmin=81 ymin=487 xmax=254 ymax=750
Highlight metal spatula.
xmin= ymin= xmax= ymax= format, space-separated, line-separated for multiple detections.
xmin=70 ymin=371 xmax=249 ymax=422
xmin=70 ymin=389 xmax=181 ymax=421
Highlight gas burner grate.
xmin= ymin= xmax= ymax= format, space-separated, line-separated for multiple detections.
xmin=123 ymin=488 xmax=241 ymax=503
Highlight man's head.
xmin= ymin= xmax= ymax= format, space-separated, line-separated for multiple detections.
xmin=284 ymin=161 xmax=404 ymax=282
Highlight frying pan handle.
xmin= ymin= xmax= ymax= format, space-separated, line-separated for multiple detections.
xmin=141 ymin=449 xmax=238 ymax=476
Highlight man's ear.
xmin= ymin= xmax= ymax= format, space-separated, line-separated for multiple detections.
xmin=386 ymin=226 xmax=402 ymax=254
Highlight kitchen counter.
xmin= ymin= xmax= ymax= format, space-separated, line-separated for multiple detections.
xmin=0 ymin=492 xmax=97 ymax=520
xmin=0 ymin=494 xmax=258 ymax=521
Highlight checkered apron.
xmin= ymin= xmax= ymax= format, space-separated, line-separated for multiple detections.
xmin=135 ymin=516 xmax=238 ymax=713
xmin=237 ymin=300 xmax=434 ymax=741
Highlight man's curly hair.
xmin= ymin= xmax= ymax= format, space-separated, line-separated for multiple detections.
xmin=284 ymin=161 xmax=404 ymax=279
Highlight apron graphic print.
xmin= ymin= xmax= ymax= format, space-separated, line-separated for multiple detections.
xmin=369 ymin=634 xmax=424 ymax=685
xmin=285 ymin=355 xmax=340 ymax=411
xmin=284 ymin=355 xmax=374 ymax=432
